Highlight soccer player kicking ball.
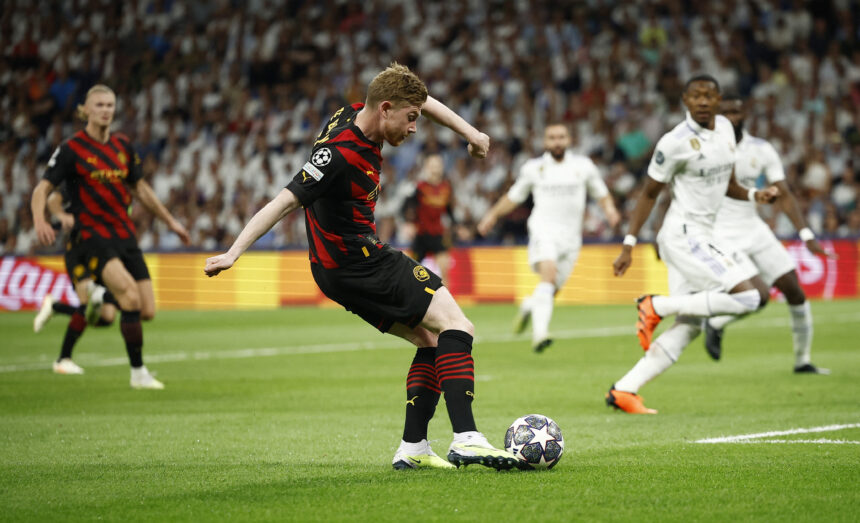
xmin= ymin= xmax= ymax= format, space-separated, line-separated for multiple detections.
xmin=478 ymin=124 xmax=619 ymax=353
xmin=205 ymin=63 xmax=524 ymax=471
xmin=608 ymin=75 xmax=780 ymax=414
xmin=701 ymin=94 xmax=831 ymax=374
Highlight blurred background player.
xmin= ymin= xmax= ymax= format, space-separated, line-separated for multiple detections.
xmin=478 ymin=123 xmax=620 ymax=353
xmin=31 ymin=84 xmax=190 ymax=389
xmin=405 ymin=154 xmax=456 ymax=284
xmin=609 ymin=75 xmax=780 ymax=414
xmin=702 ymin=94 xmax=832 ymax=374
xmin=33 ymin=183 xmax=119 ymax=374
xmin=205 ymin=64 xmax=524 ymax=470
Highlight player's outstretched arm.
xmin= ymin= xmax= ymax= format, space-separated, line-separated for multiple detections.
xmin=613 ymin=176 xmax=665 ymax=277
xmin=477 ymin=195 xmax=519 ymax=236
xmin=205 ymin=188 xmax=302 ymax=277
xmin=421 ymin=95 xmax=490 ymax=158
xmin=31 ymin=179 xmax=57 ymax=246
xmin=132 ymin=179 xmax=191 ymax=245
xmin=772 ymin=180 xmax=836 ymax=258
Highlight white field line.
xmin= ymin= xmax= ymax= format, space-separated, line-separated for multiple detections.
xmin=695 ymin=423 xmax=860 ymax=444
xmin=3 ymin=311 xmax=859 ymax=374
xmin=733 ymin=439 xmax=860 ymax=445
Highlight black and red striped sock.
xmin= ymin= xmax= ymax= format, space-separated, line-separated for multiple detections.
xmin=120 ymin=310 xmax=144 ymax=368
xmin=436 ymin=330 xmax=477 ymax=433
xmin=52 ymin=302 xmax=76 ymax=316
xmin=59 ymin=306 xmax=87 ymax=360
xmin=402 ymin=347 xmax=441 ymax=443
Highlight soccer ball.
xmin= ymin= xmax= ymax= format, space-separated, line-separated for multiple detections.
xmin=504 ymin=414 xmax=564 ymax=469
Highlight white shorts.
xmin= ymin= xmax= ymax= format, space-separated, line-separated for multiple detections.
xmin=715 ymin=219 xmax=797 ymax=286
xmin=527 ymin=233 xmax=580 ymax=289
xmin=657 ymin=221 xmax=758 ymax=296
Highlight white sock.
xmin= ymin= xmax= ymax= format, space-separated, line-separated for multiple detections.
xmin=452 ymin=431 xmax=490 ymax=447
xmin=520 ymin=296 xmax=533 ymax=315
xmin=789 ymin=301 xmax=813 ymax=367
xmin=652 ymin=289 xmax=760 ymax=317
xmin=615 ymin=317 xmax=701 ymax=393
xmin=130 ymin=365 xmax=149 ymax=379
xmin=397 ymin=439 xmax=429 ymax=454
xmin=707 ymin=314 xmax=738 ymax=330
xmin=531 ymin=282 xmax=555 ymax=342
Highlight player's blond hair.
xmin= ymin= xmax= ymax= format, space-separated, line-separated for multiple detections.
xmin=365 ymin=62 xmax=428 ymax=109
xmin=75 ymin=84 xmax=116 ymax=122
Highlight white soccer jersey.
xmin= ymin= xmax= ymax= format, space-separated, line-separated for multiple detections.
xmin=507 ymin=150 xmax=609 ymax=244
xmin=715 ymin=130 xmax=785 ymax=223
xmin=648 ymin=112 xmax=737 ymax=230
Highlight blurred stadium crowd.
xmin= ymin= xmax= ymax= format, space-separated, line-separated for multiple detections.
xmin=1 ymin=0 xmax=859 ymax=255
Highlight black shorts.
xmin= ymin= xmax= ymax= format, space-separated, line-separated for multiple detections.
xmin=412 ymin=233 xmax=448 ymax=261
xmin=71 ymin=237 xmax=150 ymax=284
xmin=310 ymin=245 xmax=443 ymax=333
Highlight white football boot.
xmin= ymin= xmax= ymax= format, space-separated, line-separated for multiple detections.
xmin=53 ymin=358 xmax=84 ymax=375
xmin=392 ymin=439 xmax=455 ymax=470
xmin=447 ymin=431 xmax=525 ymax=470
xmin=84 ymin=282 xmax=106 ymax=325
xmin=130 ymin=366 xmax=165 ymax=390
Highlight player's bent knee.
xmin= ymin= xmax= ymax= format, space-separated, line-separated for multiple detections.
xmin=730 ymin=288 xmax=763 ymax=314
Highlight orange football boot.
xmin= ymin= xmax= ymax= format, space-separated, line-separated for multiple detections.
xmin=636 ymin=295 xmax=662 ymax=350
xmin=605 ymin=387 xmax=658 ymax=414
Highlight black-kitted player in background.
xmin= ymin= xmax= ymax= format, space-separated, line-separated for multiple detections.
xmin=31 ymin=84 xmax=190 ymax=389
xmin=205 ymin=63 xmax=525 ymax=470
xmin=405 ymin=153 xmax=456 ymax=284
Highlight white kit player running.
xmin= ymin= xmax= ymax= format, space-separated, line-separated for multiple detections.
xmin=607 ymin=75 xmax=780 ymax=414
xmin=702 ymin=94 xmax=831 ymax=374
xmin=478 ymin=124 xmax=620 ymax=352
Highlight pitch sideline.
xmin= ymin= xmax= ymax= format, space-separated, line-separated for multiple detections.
xmin=695 ymin=423 xmax=860 ymax=444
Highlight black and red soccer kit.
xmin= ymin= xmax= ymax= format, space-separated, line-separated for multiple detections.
xmin=411 ymin=179 xmax=453 ymax=262
xmin=286 ymin=103 xmax=444 ymax=333
xmin=43 ymin=130 xmax=149 ymax=282
xmin=286 ymin=103 xmax=476 ymax=436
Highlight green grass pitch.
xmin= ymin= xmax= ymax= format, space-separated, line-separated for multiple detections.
xmin=1 ymin=300 xmax=858 ymax=521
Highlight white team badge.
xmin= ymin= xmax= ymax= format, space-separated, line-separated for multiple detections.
xmin=312 ymin=148 xmax=332 ymax=167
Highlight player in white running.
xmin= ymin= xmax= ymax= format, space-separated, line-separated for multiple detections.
xmin=702 ymin=94 xmax=831 ymax=374
xmin=607 ymin=75 xmax=780 ymax=414
xmin=477 ymin=123 xmax=620 ymax=353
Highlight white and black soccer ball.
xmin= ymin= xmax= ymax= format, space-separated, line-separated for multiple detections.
xmin=504 ymin=414 xmax=564 ymax=469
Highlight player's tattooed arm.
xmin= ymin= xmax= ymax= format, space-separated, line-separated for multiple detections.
xmin=613 ymin=176 xmax=665 ymax=277
xmin=421 ymin=95 xmax=490 ymax=159
xmin=205 ymin=188 xmax=302 ymax=277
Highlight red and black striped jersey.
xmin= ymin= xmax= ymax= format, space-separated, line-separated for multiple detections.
xmin=286 ymin=103 xmax=384 ymax=269
xmin=414 ymin=179 xmax=453 ymax=236
xmin=43 ymin=130 xmax=143 ymax=242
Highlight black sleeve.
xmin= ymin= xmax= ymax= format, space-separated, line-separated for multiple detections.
xmin=285 ymin=145 xmax=346 ymax=207
xmin=43 ymin=143 xmax=76 ymax=186
xmin=122 ymin=139 xmax=144 ymax=184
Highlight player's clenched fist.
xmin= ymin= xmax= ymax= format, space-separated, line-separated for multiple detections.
xmin=467 ymin=132 xmax=490 ymax=159
xmin=204 ymin=253 xmax=236 ymax=277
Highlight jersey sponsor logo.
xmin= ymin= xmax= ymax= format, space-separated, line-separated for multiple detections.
xmin=413 ymin=265 xmax=430 ymax=282
xmin=655 ymin=150 xmax=665 ymax=165
xmin=690 ymin=138 xmax=701 ymax=151
xmin=88 ymin=168 xmax=129 ymax=183
xmin=311 ymin=147 xmax=332 ymax=167
xmin=302 ymin=162 xmax=325 ymax=181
